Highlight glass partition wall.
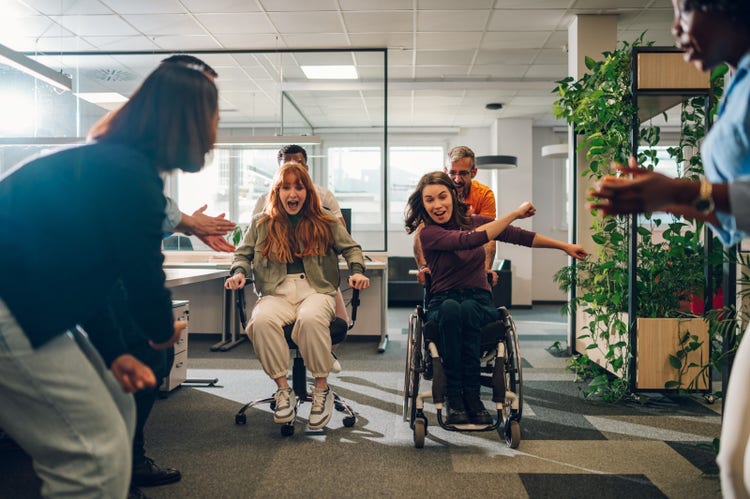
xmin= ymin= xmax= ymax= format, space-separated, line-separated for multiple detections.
xmin=0 ymin=48 xmax=388 ymax=251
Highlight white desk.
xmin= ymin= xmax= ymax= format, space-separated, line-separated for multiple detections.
xmin=163 ymin=253 xmax=389 ymax=352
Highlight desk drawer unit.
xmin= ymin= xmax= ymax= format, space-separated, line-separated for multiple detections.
xmin=161 ymin=300 xmax=189 ymax=393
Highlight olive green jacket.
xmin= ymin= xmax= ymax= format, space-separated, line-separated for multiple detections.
xmin=230 ymin=210 xmax=365 ymax=296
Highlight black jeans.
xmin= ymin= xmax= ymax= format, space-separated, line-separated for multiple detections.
xmin=426 ymin=288 xmax=499 ymax=396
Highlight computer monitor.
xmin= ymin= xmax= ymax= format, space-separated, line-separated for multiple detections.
xmin=341 ymin=208 xmax=352 ymax=234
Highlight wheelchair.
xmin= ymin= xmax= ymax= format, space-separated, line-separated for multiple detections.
xmin=233 ymin=283 xmax=360 ymax=436
xmin=402 ymin=282 xmax=523 ymax=449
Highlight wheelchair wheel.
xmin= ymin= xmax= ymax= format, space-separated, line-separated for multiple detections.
xmin=503 ymin=310 xmax=523 ymax=421
xmin=505 ymin=420 xmax=520 ymax=449
xmin=413 ymin=418 xmax=427 ymax=449
xmin=403 ymin=310 xmax=423 ymax=423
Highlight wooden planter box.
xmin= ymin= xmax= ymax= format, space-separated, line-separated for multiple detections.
xmin=576 ymin=310 xmax=710 ymax=391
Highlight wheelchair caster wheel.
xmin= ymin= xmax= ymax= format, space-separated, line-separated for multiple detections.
xmin=235 ymin=413 xmax=247 ymax=425
xmin=281 ymin=424 xmax=295 ymax=437
xmin=413 ymin=418 xmax=427 ymax=449
xmin=505 ymin=420 xmax=520 ymax=449
xmin=343 ymin=416 xmax=356 ymax=427
xmin=704 ymin=394 xmax=715 ymax=404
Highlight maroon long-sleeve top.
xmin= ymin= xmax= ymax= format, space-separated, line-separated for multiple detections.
xmin=419 ymin=215 xmax=536 ymax=296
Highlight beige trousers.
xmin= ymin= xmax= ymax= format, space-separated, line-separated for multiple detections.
xmin=247 ymin=273 xmax=335 ymax=379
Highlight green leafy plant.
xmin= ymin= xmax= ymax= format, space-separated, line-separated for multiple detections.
xmin=552 ymin=36 xmax=728 ymax=401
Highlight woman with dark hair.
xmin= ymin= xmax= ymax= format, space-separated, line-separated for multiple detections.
xmin=591 ymin=1 xmax=750 ymax=496
xmin=225 ymin=162 xmax=370 ymax=430
xmin=0 ymin=62 xmax=219 ymax=498
xmin=405 ymin=172 xmax=586 ymax=425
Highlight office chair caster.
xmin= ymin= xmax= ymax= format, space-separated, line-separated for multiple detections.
xmin=343 ymin=416 xmax=356 ymax=427
xmin=235 ymin=414 xmax=247 ymax=425
xmin=281 ymin=424 xmax=295 ymax=437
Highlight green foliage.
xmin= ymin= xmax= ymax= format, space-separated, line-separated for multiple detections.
xmin=552 ymin=36 xmax=729 ymax=402
xmin=230 ymin=225 xmax=244 ymax=247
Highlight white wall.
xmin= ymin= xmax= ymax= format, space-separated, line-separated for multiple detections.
xmin=386 ymin=124 xmax=570 ymax=304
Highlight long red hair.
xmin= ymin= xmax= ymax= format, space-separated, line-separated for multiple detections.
xmin=258 ymin=162 xmax=336 ymax=262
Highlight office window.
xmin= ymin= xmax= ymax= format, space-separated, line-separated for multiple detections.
xmin=389 ymin=146 xmax=444 ymax=228
xmin=176 ymin=147 xmax=278 ymax=225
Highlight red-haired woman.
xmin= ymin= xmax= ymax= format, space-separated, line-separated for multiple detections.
xmin=225 ymin=162 xmax=370 ymax=430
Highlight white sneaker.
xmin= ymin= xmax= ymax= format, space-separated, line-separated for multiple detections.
xmin=308 ymin=386 xmax=334 ymax=430
xmin=331 ymin=352 xmax=342 ymax=374
xmin=273 ymin=387 xmax=295 ymax=424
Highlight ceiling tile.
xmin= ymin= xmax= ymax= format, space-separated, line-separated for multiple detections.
xmin=12 ymin=35 xmax=94 ymax=52
xmin=211 ymin=33 xmax=286 ymax=49
xmin=533 ymin=48 xmax=567 ymax=64
xmin=22 ymin=0 xmax=113 ymax=15
xmin=152 ymin=35 xmax=223 ymax=50
xmin=488 ymin=9 xmax=566 ymax=31
xmin=100 ymin=0 xmax=185 ymax=14
xmin=195 ymin=13 xmax=276 ymax=34
xmin=49 ymin=15 xmax=140 ymax=36
xmin=343 ymin=12 xmax=412 ymax=33
xmin=474 ymin=49 xmax=538 ymax=65
xmin=418 ymin=11 xmax=489 ymax=31
xmin=417 ymin=32 xmax=482 ymax=51
xmin=179 ymin=0 xmax=261 ymax=13
xmin=417 ymin=0 xmax=493 ymax=9
xmin=523 ymin=64 xmax=567 ymax=78
xmin=123 ymin=14 xmax=206 ymax=35
xmin=469 ymin=64 xmax=528 ymax=78
xmin=417 ymin=49 xmax=475 ymax=65
xmin=349 ymin=32 xmax=412 ymax=48
xmin=339 ymin=0 xmax=412 ymax=9
xmin=282 ymin=33 xmax=351 ymax=48
xmin=0 ymin=15 xmax=58 ymax=41
xmin=258 ymin=0 xmax=339 ymax=11
xmin=266 ymin=11 xmax=342 ymax=33
xmin=81 ymin=35 xmax=159 ymax=51
xmin=481 ymin=31 xmax=549 ymax=50
xmin=572 ymin=0 xmax=653 ymax=8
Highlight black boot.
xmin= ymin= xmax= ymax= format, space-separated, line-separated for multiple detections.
xmin=463 ymin=391 xmax=492 ymax=425
xmin=132 ymin=457 xmax=181 ymax=487
xmin=445 ymin=394 xmax=469 ymax=425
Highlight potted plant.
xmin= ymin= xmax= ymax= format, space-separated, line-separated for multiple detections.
xmin=552 ymin=36 xmax=725 ymax=400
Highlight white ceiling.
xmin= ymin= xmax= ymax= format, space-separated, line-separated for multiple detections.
xmin=1 ymin=0 xmax=677 ymax=130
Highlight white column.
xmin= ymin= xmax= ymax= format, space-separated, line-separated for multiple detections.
xmin=486 ymin=118 xmax=534 ymax=306
xmin=568 ymin=15 xmax=617 ymax=254
xmin=567 ymin=15 xmax=617 ymax=345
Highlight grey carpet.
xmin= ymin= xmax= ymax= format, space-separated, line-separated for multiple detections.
xmin=0 ymin=305 xmax=722 ymax=498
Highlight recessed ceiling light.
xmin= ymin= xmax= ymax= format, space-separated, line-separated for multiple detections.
xmin=300 ymin=65 xmax=358 ymax=80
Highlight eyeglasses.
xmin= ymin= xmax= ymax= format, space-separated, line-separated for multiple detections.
xmin=447 ymin=170 xmax=472 ymax=178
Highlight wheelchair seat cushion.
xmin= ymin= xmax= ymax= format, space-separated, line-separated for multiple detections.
xmin=282 ymin=318 xmax=348 ymax=349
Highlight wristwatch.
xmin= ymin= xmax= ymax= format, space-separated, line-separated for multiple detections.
xmin=693 ymin=178 xmax=715 ymax=215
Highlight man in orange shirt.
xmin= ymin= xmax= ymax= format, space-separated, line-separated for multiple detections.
xmin=414 ymin=146 xmax=499 ymax=284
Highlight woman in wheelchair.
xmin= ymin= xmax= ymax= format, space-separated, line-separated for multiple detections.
xmin=405 ymin=172 xmax=586 ymax=426
xmin=225 ymin=162 xmax=370 ymax=430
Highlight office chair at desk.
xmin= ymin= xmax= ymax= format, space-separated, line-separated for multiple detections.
xmin=234 ymin=285 xmax=360 ymax=436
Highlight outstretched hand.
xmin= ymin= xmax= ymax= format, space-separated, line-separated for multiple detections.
xmin=198 ymin=234 xmax=235 ymax=252
xmin=187 ymin=205 xmax=236 ymax=237
xmin=565 ymin=244 xmax=588 ymax=261
xmin=590 ymin=157 xmax=678 ymax=216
